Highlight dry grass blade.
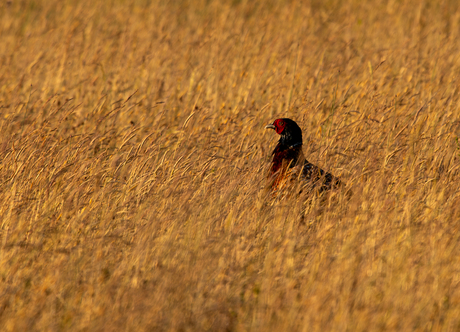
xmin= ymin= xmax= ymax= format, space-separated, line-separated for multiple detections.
xmin=1 ymin=1 xmax=460 ymax=331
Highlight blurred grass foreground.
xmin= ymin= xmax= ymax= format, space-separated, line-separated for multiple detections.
xmin=1 ymin=0 xmax=460 ymax=330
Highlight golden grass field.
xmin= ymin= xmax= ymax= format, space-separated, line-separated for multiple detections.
xmin=1 ymin=0 xmax=460 ymax=330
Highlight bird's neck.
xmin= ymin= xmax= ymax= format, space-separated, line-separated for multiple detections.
xmin=279 ymin=133 xmax=302 ymax=148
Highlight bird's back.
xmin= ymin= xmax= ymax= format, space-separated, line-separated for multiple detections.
xmin=300 ymin=158 xmax=341 ymax=192
xmin=269 ymin=145 xmax=341 ymax=193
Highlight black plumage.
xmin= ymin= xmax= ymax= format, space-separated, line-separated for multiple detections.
xmin=265 ymin=118 xmax=341 ymax=192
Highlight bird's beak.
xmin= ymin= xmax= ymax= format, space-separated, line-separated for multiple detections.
xmin=265 ymin=124 xmax=276 ymax=130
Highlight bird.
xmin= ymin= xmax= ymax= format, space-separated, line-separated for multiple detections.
xmin=265 ymin=118 xmax=341 ymax=194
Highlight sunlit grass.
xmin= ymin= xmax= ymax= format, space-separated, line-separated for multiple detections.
xmin=1 ymin=0 xmax=460 ymax=330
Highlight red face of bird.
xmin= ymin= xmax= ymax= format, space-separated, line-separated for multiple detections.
xmin=265 ymin=119 xmax=286 ymax=135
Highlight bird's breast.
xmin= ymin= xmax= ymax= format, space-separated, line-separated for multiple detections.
xmin=269 ymin=146 xmax=305 ymax=192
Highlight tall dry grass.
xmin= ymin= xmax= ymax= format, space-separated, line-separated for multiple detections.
xmin=1 ymin=0 xmax=460 ymax=330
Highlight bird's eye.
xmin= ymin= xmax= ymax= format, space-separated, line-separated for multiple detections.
xmin=278 ymin=120 xmax=284 ymax=126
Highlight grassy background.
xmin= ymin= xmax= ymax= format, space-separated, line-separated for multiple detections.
xmin=1 ymin=0 xmax=460 ymax=330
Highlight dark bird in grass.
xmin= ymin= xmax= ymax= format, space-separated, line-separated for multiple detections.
xmin=265 ymin=118 xmax=342 ymax=194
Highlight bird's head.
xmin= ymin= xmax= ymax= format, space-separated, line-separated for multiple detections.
xmin=265 ymin=118 xmax=303 ymax=147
